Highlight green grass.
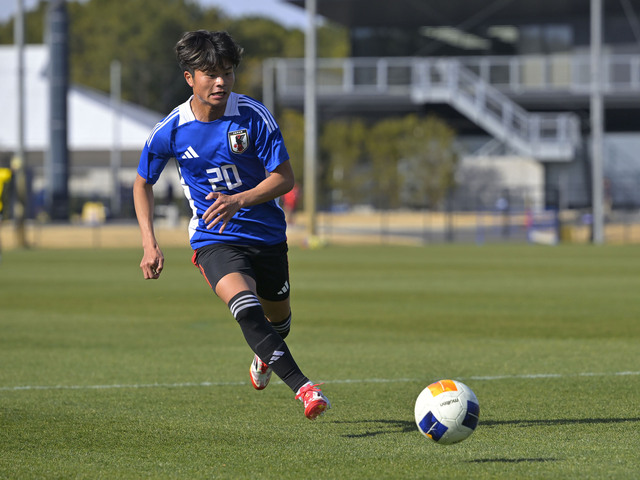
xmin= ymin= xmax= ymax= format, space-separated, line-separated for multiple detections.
xmin=1 ymin=244 xmax=639 ymax=479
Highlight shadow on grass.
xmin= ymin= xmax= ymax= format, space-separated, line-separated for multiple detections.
xmin=333 ymin=419 xmax=415 ymax=438
xmin=333 ymin=416 xmax=640 ymax=439
xmin=468 ymin=417 xmax=639 ymax=464
xmin=481 ymin=417 xmax=640 ymax=428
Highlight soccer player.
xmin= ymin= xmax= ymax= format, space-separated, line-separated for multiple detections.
xmin=133 ymin=30 xmax=330 ymax=420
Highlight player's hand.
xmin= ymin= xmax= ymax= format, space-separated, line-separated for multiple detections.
xmin=140 ymin=245 xmax=164 ymax=279
xmin=203 ymin=192 xmax=242 ymax=233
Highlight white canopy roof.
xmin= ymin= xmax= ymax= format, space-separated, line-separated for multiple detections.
xmin=0 ymin=44 xmax=162 ymax=153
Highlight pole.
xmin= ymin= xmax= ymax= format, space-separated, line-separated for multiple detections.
xmin=46 ymin=0 xmax=69 ymax=221
xmin=110 ymin=60 xmax=122 ymax=217
xmin=304 ymin=0 xmax=318 ymax=238
xmin=13 ymin=0 xmax=28 ymax=247
xmin=590 ymin=0 xmax=604 ymax=244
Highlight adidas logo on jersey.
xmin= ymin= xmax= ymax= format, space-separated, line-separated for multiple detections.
xmin=181 ymin=146 xmax=200 ymax=159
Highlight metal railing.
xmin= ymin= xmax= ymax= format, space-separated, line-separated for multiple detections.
xmin=455 ymin=53 xmax=640 ymax=94
xmin=411 ymin=59 xmax=581 ymax=159
xmin=269 ymin=53 xmax=640 ymax=160
xmin=272 ymin=53 xmax=640 ymax=97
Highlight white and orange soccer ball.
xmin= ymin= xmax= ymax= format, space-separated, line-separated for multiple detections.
xmin=414 ymin=379 xmax=480 ymax=445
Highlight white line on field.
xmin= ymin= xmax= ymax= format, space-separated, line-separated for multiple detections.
xmin=1 ymin=371 xmax=639 ymax=392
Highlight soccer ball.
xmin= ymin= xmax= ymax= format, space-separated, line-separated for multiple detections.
xmin=414 ymin=379 xmax=480 ymax=445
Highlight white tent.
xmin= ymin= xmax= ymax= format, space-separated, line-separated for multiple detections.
xmin=0 ymin=44 xmax=178 ymax=208
xmin=0 ymin=44 xmax=161 ymax=152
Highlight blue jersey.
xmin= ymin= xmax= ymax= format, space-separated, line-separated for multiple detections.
xmin=138 ymin=93 xmax=290 ymax=249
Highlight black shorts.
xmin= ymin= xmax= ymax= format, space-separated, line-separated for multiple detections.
xmin=192 ymin=242 xmax=290 ymax=301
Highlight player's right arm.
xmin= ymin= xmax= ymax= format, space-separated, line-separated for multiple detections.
xmin=133 ymin=173 xmax=164 ymax=279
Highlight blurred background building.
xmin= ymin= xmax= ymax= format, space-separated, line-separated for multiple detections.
xmin=0 ymin=44 xmax=162 ymax=219
xmin=280 ymin=0 xmax=640 ymax=213
xmin=1 ymin=0 xmax=639 ymax=245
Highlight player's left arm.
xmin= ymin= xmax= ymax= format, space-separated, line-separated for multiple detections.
xmin=203 ymin=159 xmax=294 ymax=233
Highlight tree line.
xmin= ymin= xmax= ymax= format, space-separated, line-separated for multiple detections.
xmin=1 ymin=0 xmax=457 ymax=212
xmin=0 ymin=0 xmax=349 ymax=113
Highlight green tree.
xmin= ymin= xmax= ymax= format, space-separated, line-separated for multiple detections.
xmin=0 ymin=0 xmax=225 ymax=113
xmin=228 ymin=19 xmax=348 ymax=100
xmin=320 ymin=118 xmax=368 ymax=207
xmin=0 ymin=0 xmax=48 ymax=44
xmin=0 ymin=0 xmax=349 ymax=114
xmin=226 ymin=18 xmax=304 ymax=100
xmin=396 ymin=114 xmax=458 ymax=208
xmin=68 ymin=0 xmax=226 ymax=113
xmin=367 ymin=117 xmax=404 ymax=208
xmin=278 ymin=109 xmax=305 ymax=183
xmin=317 ymin=23 xmax=350 ymax=58
xmin=367 ymin=114 xmax=457 ymax=209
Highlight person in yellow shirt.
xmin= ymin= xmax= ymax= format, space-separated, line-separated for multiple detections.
xmin=0 ymin=166 xmax=13 ymax=260
xmin=0 ymin=167 xmax=11 ymax=214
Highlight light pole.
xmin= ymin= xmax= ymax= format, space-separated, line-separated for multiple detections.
xmin=590 ymin=0 xmax=604 ymax=244
xmin=304 ymin=0 xmax=318 ymax=238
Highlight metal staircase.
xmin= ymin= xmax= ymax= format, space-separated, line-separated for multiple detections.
xmin=410 ymin=59 xmax=581 ymax=161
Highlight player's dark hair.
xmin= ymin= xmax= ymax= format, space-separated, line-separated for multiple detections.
xmin=175 ymin=30 xmax=243 ymax=74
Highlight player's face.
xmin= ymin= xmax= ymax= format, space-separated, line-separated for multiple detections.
xmin=185 ymin=62 xmax=235 ymax=117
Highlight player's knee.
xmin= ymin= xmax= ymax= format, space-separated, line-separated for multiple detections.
xmin=270 ymin=312 xmax=291 ymax=339
xmin=228 ymin=291 xmax=281 ymax=360
xmin=228 ymin=291 xmax=263 ymax=323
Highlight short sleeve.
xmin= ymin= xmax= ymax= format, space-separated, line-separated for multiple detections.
xmin=136 ymin=124 xmax=173 ymax=184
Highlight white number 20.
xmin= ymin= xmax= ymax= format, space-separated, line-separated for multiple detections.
xmin=206 ymin=165 xmax=242 ymax=192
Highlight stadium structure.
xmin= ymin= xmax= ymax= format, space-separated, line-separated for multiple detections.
xmin=279 ymin=0 xmax=640 ymax=212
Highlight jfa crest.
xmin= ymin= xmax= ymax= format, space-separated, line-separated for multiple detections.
xmin=228 ymin=129 xmax=249 ymax=154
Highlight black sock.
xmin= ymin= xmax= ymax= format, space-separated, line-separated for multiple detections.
xmin=228 ymin=292 xmax=308 ymax=392
xmin=270 ymin=313 xmax=291 ymax=339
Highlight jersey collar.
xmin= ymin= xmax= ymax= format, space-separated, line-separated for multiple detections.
xmin=179 ymin=93 xmax=240 ymax=125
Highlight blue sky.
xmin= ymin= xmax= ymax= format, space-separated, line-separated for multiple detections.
xmin=0 ymin=0 xmax=311 ymax=29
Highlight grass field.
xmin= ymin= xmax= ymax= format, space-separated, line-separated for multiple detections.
xmin=1 ymin=244 xmax=639 ymax=479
